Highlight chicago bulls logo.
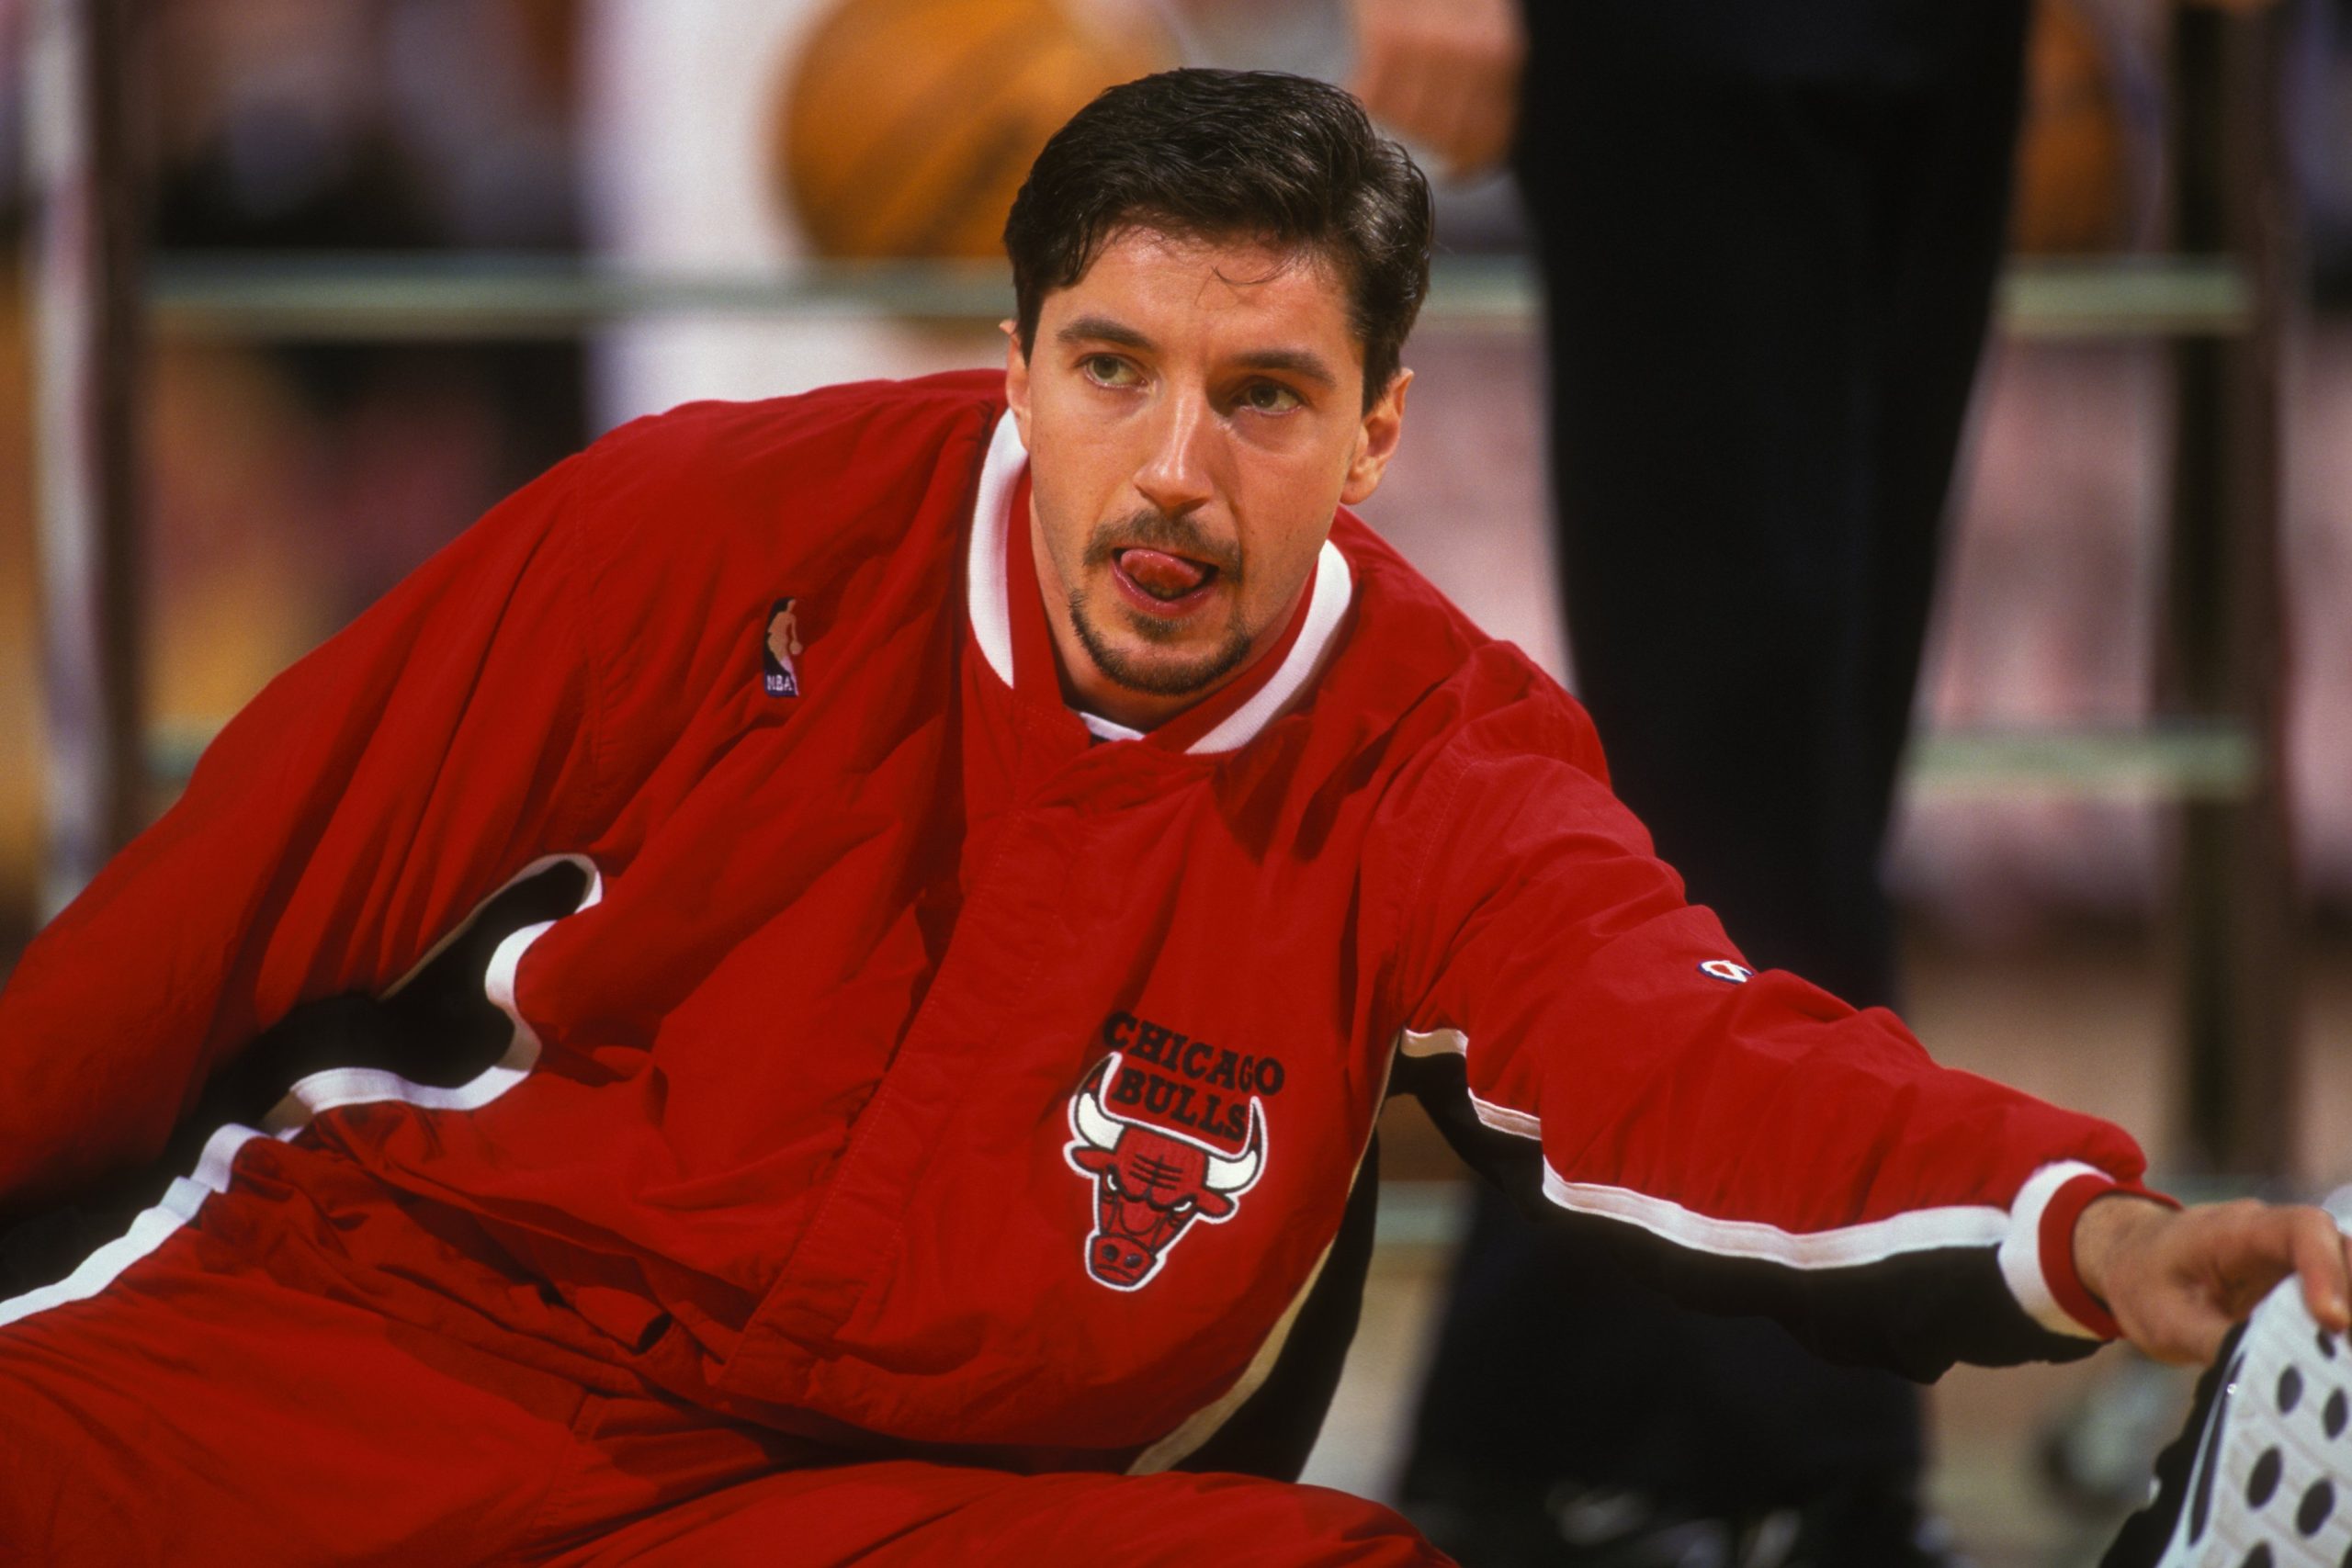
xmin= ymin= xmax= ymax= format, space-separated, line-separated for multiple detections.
xmin=1064 ymin=1052 xmax=1266 ymax=1292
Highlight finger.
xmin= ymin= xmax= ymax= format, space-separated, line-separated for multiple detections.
xmin=2198 ymin=1200 xmax=2296 ymax=1318
xmin=2289 ymin=1206 xmax=2352 ymax=1331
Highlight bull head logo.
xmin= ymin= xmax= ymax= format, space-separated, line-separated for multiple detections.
xmin=1064 ymin=1053 xmax=1266 ymax=1291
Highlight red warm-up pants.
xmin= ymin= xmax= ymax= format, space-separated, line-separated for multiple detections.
xmin=0 ymin=1168 xmax=1442 ymax=1566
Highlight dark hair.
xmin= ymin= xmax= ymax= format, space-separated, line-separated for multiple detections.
xmin=1003 ymin=69 xmax=1432 ymax=411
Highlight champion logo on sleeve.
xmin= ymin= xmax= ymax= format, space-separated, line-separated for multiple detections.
xmin=763 ymin=598 xmax=804 ymax=697
xmin=1699 ymin=960 xmax=1754 ymax=984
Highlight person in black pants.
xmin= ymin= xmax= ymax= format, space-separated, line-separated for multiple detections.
xmin=1354 ymin=1 xmax=2035 ymax=1561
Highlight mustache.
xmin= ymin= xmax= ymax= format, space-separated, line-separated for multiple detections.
xmin=1081 ymin=508 xmax=1241 ymax=579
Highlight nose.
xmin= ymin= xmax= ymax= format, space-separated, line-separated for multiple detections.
xmin=1133 ymin=389 xmax=1216 ymax=518
xmin=1095 ymin=1237 xmax=1148 ymax=1278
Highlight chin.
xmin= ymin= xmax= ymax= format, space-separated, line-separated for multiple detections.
xmin=1081 ymin=615 xmax=1250 ymax=699
xmin=1098 ymin=645 xmax=1241 ymax=699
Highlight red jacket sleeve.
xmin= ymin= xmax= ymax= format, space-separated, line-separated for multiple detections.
xmin=1382 ymin=693 xmax=2160 ymax=1373
xmin=0 ymin=454 xmax=606 ymax=1212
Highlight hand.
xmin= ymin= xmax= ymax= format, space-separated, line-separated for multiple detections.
xmin=1346 ymin=0 xmax=1525 ymax=179
xmin=2075 ymin=1194 xmax=2352 ymax=1365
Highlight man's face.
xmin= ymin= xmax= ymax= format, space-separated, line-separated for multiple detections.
xmin=1005 ymin=228 xmax=1408 ymax=728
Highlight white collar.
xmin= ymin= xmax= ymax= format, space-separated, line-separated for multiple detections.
xmin=965 ymin=411 xmax=1354 ymax=756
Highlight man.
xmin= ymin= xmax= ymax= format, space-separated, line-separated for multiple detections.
xmin=0 ymin=69 xmax=2340 ymax=1566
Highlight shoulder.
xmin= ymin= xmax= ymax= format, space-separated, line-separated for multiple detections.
xmin=575 ymin=370 xmax=1005 ymax=527
xmin=1321 ymin=512 xmax=1605 ymax=783
xmin=564 ymin=368 xmax=1008 ymax=580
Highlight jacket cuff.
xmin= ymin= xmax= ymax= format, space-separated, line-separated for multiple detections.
xmin=1996 ymin=1161 xmax=2180 ymax=1340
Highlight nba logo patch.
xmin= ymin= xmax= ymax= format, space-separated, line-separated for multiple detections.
xmin=763 ymin=597 xmax=803 ymax=698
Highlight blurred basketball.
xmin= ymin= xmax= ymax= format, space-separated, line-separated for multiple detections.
xmin=777 ymin=0 xmax=1171 ymax=260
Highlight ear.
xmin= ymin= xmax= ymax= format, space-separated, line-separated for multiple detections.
xmin=1340 ymin=368 xmax=1411 ymax=507
xmin=1002 ymin=320 xmax=1033 ymax=447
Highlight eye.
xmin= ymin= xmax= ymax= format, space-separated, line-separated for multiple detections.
xmin=1170 ymin=1196 xmax=1194 ymax=1213
xmin=1103 ymin=1171 xmax=1123 ymax=1195
xmin=1237 ymin=380 xmax=1303 ymax=415
xmin=1081 ymin=354 xmax=1141 ymax=389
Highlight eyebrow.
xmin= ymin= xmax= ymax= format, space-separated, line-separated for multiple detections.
xmin=1231 ymin=348 xmax=1339 ymax=390
xmin=1057 ymin=315 xmax=1154 ymax=352
xmin=1055 ymin=315 xmax=1342 ymax=391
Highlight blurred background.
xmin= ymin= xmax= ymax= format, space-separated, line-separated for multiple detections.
xmin=0 ymin=1 xmax=2347 ymax=1562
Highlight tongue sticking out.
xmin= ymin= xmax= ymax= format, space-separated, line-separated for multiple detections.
xmin=1119 ymin=548 xmax=1211 ymax=601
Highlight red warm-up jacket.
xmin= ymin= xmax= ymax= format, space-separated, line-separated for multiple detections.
xmin=0 ymin=370 xmax=2152 ymax=1474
